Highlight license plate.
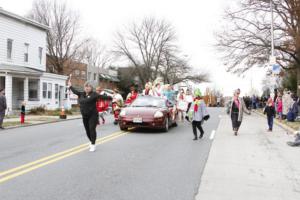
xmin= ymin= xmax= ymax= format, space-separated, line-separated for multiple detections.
xmin=133 ymin=117 xmax=143 ymax=123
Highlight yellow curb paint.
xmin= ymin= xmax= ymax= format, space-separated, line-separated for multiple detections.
xmin=0 ymin=131 xmax=125 ymax=180
xmin=0 ymin=132 xmax=127 ymax=184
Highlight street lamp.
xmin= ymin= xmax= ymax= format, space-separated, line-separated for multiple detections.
xmin=261 ymin=0 xmax=275 ymax=59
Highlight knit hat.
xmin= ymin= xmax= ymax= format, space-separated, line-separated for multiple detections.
xmin=194 ymin=88 xmax=202 ymax=97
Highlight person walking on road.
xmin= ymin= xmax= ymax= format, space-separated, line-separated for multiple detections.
xmin=229 ymin=89 xmax=251 ymax=136
xmin=0 ymin=88 xmax=7 ymax=129
xmin=68 ymin=80 xmax=111 ymax=152
xmin=177 ymin=89 xmax=187 ymax=122
xmin=185 ymin=89 xmax=194 ymax=112
xmin=188 ymin=89 xmax=208 ymax=140
xmin=264 ymin=98 xmax=276 ymax=132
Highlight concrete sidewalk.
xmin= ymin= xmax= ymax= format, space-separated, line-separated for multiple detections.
xmin=2 ymin=114 xmax=82 ymax=129
xmin=196 ymin=113 xmax=300 ymax=200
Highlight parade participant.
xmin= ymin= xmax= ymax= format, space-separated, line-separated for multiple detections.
xmin=229 ymin=89 xmax=251 ymax=136
xmin=125 ymin=85 xmax=138 ymax=105
xmin=185 ymin=88 xmax=194 ymax=113
xmin=163 ymin=84 xmax=176 ymax=120
xmin=177 ymin=88 xmax=187 ymax=122
xmin=188 ymin=89 xmax=208 ymax=140
xmin=96 ymin=87 xmax=108 ymax=125
xmin=112 ymin=88 xmax=124 ymax=125
xmin=264 ymin=98 xmax=276 ymax=132
xmin=68 ymin=79 xmax=111 ymax=152
xmin=153 ymin=82 xmax=163 ymax=97
xmin=143 ymin=82 xmax=154 ymax=96
xmin=0 ymin=88 xmax=7 ymax=129
xmin=163 ymin=84 xmax=176 ymax=103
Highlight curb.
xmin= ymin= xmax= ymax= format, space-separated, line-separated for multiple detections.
xmin=253 ymin=111 xmax=296 ymax=135
xmin=1 ymin=116 xmax=82 ymax=131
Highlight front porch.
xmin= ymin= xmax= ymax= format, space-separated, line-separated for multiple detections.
xmin=0 ymin=66 xmax=68 ymax=113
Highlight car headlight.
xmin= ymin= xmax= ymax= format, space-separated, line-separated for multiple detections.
xmin=120 ymin=110 xmax=126 ymax=117
xmin=154 ymin=111 xmax=164 ymax=118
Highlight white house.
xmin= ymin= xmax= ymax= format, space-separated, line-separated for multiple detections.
xmin=0 ymin=8 xmax=68 ymax=112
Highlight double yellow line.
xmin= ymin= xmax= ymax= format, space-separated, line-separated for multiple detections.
xmin=0 ymin=131 xmax=127 ymax=184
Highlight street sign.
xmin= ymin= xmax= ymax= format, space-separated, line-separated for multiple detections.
xmin=272 ymin=64 xmax=281 ymax=75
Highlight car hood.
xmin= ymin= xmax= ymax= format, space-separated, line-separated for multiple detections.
xmin=124 ymin=107 xmax=163 ymax=116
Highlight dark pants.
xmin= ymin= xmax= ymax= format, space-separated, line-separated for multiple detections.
xmin=267 ymin=116 xmax=274 ymax=130
xmin=192 ymin=121 xmax=204 ymax=138
xmin=231 ymin=112 xmax=241 ymax=130
xmin=82 ymin=114 xmax=98 ymax=144
xmin=186 ymin=102 xmax=192 ymax=113
xmin=0 ymin=111 xmax=5 ymax=127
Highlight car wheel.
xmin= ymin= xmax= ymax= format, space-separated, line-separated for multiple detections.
xmin=163 ymin=117 xmax=169 ymax=132
xmin=120 ymin=126 xmax=128 ymax=131
xmin=173 ymin=122 xmax=178 ymax=127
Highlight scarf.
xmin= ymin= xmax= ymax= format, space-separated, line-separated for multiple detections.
xmin=194 ymin=97 xmax=201 ymax=112
xmin=234 ymin=98 xmax=240 ymax=109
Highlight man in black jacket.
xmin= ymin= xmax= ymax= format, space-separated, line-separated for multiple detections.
xmin=0 ymin=88 xmax=7 ymax=129
xmin=68 ymin=80 xmax=111 ymax=152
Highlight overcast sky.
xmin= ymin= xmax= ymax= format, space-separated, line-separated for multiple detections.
xmin=1 ymin=0 xmax=268 ymax=96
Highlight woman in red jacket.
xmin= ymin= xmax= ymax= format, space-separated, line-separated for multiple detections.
xmin=96 ymin=87 xmax=109 ymax=125
xmin=125 ymin=85 xmax=138 ymax=105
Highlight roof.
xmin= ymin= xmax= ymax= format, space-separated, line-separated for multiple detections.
xmin=99 ymin=73 xmax=120 ymax=82
xmin=0 ymin=8 xmax=49 ymax=31
xmin=0 ymin=64 xmax=43 ymax=76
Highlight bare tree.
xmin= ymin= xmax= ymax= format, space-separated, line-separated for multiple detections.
xmin=79 ymin=38 xmax=112 ymax=69
xmin=160 ymin=50 xmax=209 ymax=84
xmin=114 ymin=17 xmax=176 ymax=85
xmin=115 ymin=17 xmax=209 ymax=86
xmin=217 ymin=0 xmax=300 ymax=76
xmin=28 ymin=0 xmax=88 ymax=74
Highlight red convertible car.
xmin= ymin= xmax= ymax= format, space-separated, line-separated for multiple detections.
xmin=119 ymin=95 xmax=177 ymax=132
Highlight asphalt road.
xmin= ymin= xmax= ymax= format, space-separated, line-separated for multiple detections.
xmin=0 ymin=108 xmax=222 ymax=200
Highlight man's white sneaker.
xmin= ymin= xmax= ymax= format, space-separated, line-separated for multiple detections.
xmin=89 ymin=144 xmax=96 ymax=152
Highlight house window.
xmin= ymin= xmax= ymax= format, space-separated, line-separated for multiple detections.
xmin=42 ymin=82 xmax=53 ymax=99
xmin=24 ymin=43 xmax=29 ymax=62
xmin=48 ymin=83 xmax=52 ymax=99
xmin=38 ymin=47 xmax=43 ymax=64
xmin=55 ymin=84 xmax=59 ymax=99
xmin=29 ymin=80 xmax=39 ymax=100
xmin=7 ymin=39 xmax=13 ymax=59
xmin=74 ymin=70 xmax=80 ymax=76
xmin=81 ymin=71 xmax=86 ymax=79
xmin=42 ymin=82 xmax=47 ymax=98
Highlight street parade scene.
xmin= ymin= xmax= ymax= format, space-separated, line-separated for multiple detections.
xmin=0 ymin=0 xmax=300 ymax=200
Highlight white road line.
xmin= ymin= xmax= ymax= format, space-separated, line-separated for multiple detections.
xmin=210 ymin=130 xmax=216 ymax=140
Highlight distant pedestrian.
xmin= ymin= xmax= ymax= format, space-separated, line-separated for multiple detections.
xmin=276 ymin=95 xmax=283 ymax=121
xmin=20 ymin=101 xmax=26 ymax=124
xmin=264 ymin=98 xmax=276 ymax=132
xmin=68 ymin=80 xmax=111 ymax=152
xmin=0 ymin=89 xmax=6 ymax=129
xmin=188 ymin=89 xmax=208 ymax=140
xmin=282 ymin=89 xmax=293 ymax=119
xmin=185 ymin=88 xmax=194 ymax=113
xmin=229 ymin=89 xmax=251 ymax=136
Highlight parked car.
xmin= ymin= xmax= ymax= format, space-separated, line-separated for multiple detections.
xmin=119 ymin=95 xmax=177 ymax=132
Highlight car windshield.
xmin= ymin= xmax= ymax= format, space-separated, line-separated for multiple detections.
xmin=130 ymin=96 xmax=166 ymax=108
